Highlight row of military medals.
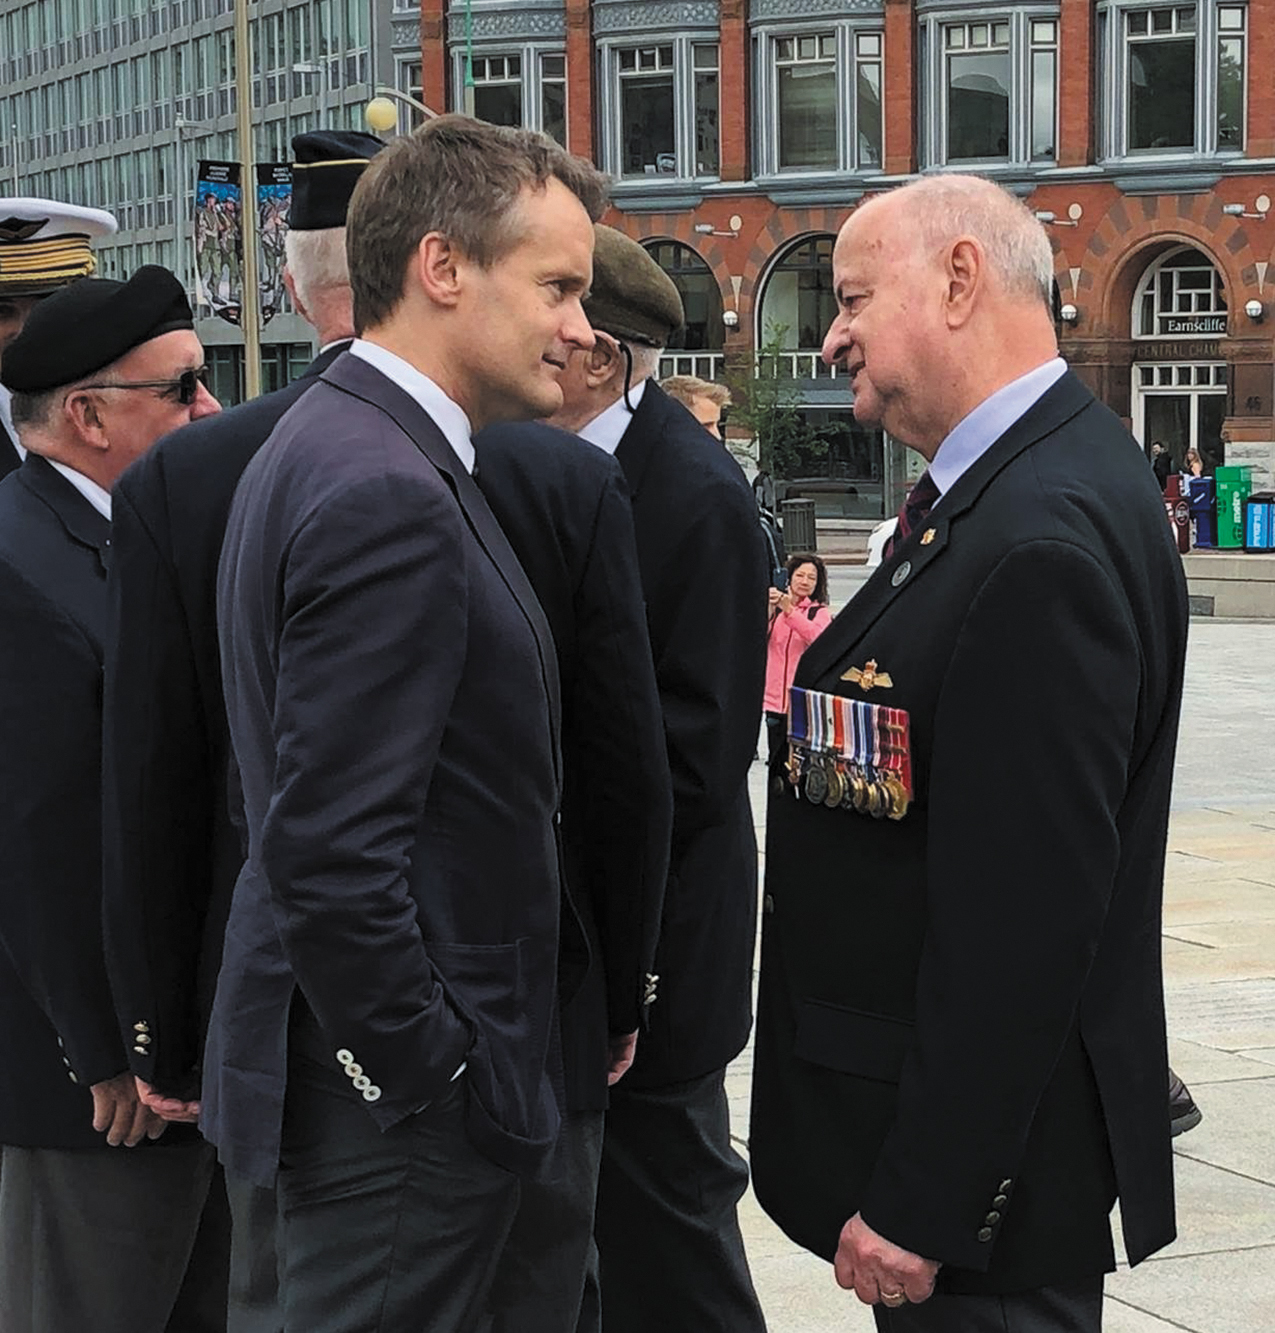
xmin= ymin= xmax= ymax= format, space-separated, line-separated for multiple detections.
xmin=787 ymin=687 xmax=913 ymax=820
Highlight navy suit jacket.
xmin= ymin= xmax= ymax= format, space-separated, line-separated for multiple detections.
xmin=102 ymin=343 xmax=349 ymax=1097
xmin=0 ymin=459 xmax=133 ymax=1145
xmin=0 ymin=419 xmax=20 ymax=480
xmin=205 ymin=352 xmax=565 ymax=1186
xmin=611 ymin=383 xmax=769 ymax=1088
xmin=475 ymin=422 xmax=672 ymax=1110
xmin=751 ymin=372 xmax=1186 ymax=1293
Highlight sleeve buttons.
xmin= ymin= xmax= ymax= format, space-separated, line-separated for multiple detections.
xmin=336 ymin=1049 xmax=354 ymax=1066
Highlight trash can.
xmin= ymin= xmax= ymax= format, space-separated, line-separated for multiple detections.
xmin=780 ymin=498 xmax=817 ymax=554
xmin=1163 ymin=475 xmax=1190 ymax=554
xmin=1215 ymin=465 xmax=1254 ymax=548
xmin=1187 ymin=476 xmax=1216 ymax=548
xmin=1244 ymin=492 xmax=1274 ymax=551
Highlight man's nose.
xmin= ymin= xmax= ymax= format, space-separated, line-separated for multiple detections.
xmin=563 ymin=300 xmax=596 ymax=352
xmin=821 ymin=319 xmax=848 ymax=367
xmin=191 ymin=383 xmax=222 ymax=419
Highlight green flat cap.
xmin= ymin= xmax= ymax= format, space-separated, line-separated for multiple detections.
xmin=585 ymin=225 xmax=684 ymax=347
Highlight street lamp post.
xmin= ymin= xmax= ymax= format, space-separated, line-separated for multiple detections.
xmin=234 ymin=0 xmax=262 ymax=399
xmin=365 ymin=87 xmax=439 ymax=134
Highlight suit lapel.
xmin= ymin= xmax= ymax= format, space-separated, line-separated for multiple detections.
xmin=799 ymin=371 xmax=1095 ymax=684
xmin=18 ymin=455 xmax=113 ymax=578
xmin=320 ymin=354 xmax=563 ymax=772
xmin=613 ymin=382 xmax=666 ymax=501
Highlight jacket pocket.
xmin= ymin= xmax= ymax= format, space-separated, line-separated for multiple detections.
xmin=794 ymin=999 xmax=914 ymax=1084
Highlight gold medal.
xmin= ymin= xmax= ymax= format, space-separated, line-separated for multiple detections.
xmin=824 ymin=763 xmax=845 ymax=808
xmin=884 ymin=772 xmax=910 ymax=820
xmin=804 ymin=759 xmax=829 ymax=804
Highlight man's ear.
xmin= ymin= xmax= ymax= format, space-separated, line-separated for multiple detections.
xmin=943 ymin=238 xmax=982 ymax=330
xmin=584 ymin=332 xmax=623 ymax=390
xmin=410 ymin=231 xmax=463 ymax=308
xmin=61 ymin=390 xmax=111 ymax=453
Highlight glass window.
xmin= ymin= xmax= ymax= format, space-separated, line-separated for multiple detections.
xmin=472 ymin=54 xmax=524 ymax=127
xmin=619 ymin=44 xmax=676 ymax=176
xmin=693 ymin=44 xmax=719 ymax=176
xmin=644 ymin=240 xmax=724 ymax=350
xmin=1126 ymin=6 xmax=1195 ymax=151
xmin=1217 ymin=6 xmax=1245 ymax=149
xmin=541 ymin=53 xmax=567 ymax=146
xmin=856 ymin=33 xmax=883 ymax=168
xmin=777 ymin=33 xmax=837 ymax=170
xmin=946 ymin=21 xmax=1011 ymax=161
xmin=759 ymin=236 xmax=838 ymax=350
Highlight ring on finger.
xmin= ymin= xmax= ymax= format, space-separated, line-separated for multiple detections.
xmin=881 ymin=1290 xmax=907 ymax=1307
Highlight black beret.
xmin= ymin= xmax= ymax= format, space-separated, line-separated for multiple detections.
xmin=1 ymin=265 xmax=193 ymax=394
xmin=289 ymin=130 xmax=385 ymax=231
xmin=584 ymin=225 xmax=684 ymax=347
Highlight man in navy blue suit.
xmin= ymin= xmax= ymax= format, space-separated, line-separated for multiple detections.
xmin=207 ymin=117 xmax=608 ymax=1332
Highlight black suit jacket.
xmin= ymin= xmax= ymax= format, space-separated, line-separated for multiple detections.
xmin=750 ymin=372 xmax=1186 ymax=1293
xmin=205 ymin=352 xmax=565 ymax=1186
xmin=0 ymin=459 xmax=130 ymax=1145
xmin=102 ymin=343 xmax=348 ymax=1097
xmin=610 ymin=382 xmax=768 ymax=1088
xmin=475 ymin=422 xmax=672 ymax=1110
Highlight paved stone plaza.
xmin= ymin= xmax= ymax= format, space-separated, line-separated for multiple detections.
xmin=732 ymin=611 xmax=1275 ymax=1331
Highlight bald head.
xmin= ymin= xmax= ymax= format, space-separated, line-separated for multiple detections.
xmin=821 ymin=175 xmax=1060 ymax=456
xmin=855 ymin=175 xmax=1055 ymax=310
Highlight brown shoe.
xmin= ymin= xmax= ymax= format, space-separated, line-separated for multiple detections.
xmin=1169 ymin=1070 xmax=1203 ymax=1137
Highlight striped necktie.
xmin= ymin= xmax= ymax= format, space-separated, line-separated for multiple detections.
xmin=883 ymin=470 xmax=939 ymax=561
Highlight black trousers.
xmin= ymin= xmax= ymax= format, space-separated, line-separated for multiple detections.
xmin=481 ymin=1108 xmax=604 ymax=1333
xmin=226 ymin=1171 xmax=283 ymax=1333
xmin=873 ymin=1278 xmax=1103 ymax=1333
xmin=277 ymin=1006 xmax=519 ymax=1333
xmin=594 ymin=1067 xmax=765 ymax=1333
xmin=0 ymin=1137 xmax=227 ymax=1333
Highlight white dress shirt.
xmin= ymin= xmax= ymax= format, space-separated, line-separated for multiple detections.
xmin=928 ymin=357 xmax=1067 ymax=507
xmin=348 ymin=339 xmax=475 ymax=475
xmin=47 ymin=459 xmax=112 ymax=520
xmin=578 ymin=379 xmax=647 ymax=456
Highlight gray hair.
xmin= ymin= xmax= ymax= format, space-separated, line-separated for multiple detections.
xmin=625 ymin=341 xmax=663 ymax=380
xmin=868 ymin=175 xmax=1055 ymax=307
xmin=284 ymin=227 xmax=351 ymax=312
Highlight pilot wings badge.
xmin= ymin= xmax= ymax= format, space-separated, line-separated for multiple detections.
xmin=840 ymin=658 xmax=893 ymax=691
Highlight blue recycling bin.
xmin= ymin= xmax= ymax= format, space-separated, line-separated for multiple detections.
xmin=1244 ymin=493 xmax=1274 ymax=552
xmin=1187 ymin=476 xmax=1216 ymax=548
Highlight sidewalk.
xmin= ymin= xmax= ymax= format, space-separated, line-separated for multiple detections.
xmin=731 ymin=620 xmax=1275 ymax=1330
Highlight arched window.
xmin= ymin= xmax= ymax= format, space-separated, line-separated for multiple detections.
xmin=757 ymin=235 xmax=837 ymax=352
xmin=644 ymin=240 xmax=723 ymax=350
xmin=1133 ymin=245 xmax=1227 ymax=338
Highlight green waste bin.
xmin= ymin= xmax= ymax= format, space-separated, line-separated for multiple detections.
xmin=780 ymin=498 xmax=817 ymax=553
xmin=1215 ymin=465 xmax=1254 ymax=549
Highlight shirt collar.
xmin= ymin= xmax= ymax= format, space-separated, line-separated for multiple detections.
xmin=578 ymin=378 xmax=648 ymax=456
xmin=0 ymin=385 xmax=25 ymax=462
xmin=348 ymin=338 xmax=475 ymax=474
xmin=928 ymin=358 xmax=1067 ymax=504
xmin=47 ymin=459 xmax=112 ymax=520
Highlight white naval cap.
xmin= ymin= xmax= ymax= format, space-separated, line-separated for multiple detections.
xmin=0 ymin=197 xmax=119 ymax=296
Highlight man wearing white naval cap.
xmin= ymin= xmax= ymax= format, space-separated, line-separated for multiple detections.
xmin=0 ymin=196 xmax=117 ymax=477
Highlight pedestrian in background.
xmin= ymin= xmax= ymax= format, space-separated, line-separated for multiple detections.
xmin=764 ymin=552 xmax=832 ymax=768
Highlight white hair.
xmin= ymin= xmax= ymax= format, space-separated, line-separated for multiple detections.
xmin=284 ymin=227 xmax=351 ymax=312
xmin=867 ymin=175 xmax=1055 ymax=307
xmin=625 ymin=341 xmax=663 ymax=381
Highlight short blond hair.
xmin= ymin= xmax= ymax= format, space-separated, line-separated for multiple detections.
xmin=660 ymin=375 xmax=731 ymax=409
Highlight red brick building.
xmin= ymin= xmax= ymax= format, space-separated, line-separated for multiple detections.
xmin=413 ymin=0 xmax=1275 ymax=517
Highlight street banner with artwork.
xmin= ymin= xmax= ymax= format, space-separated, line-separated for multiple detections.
xmin=194 ymin=161 xmax=244 ymax=325
xmin=257 ymin=164 xmax=292 ymax=325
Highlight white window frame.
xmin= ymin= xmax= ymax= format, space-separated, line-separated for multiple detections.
xmin=1133 ymin=244 xmax=1228 ymax=339
xmin=753 ymin=22 xmax=885 ymax=177
xmin=597 ymin=35 xmax=720 ymax=183
xmin=1095 ymin=1 xmax=1247 ymax=160
xmin=918 ymin=6 xmax=1058 ymax=168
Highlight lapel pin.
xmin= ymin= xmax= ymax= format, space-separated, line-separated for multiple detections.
xmin=841 ymin=658 xmax=893 ymax=691
xmin=920 ymin=528 xmax=936 ymax=546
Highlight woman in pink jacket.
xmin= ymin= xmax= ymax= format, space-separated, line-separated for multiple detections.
xmin=764 ymin=552 xmax=832 ymax=767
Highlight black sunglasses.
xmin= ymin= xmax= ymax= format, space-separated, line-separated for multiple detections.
xmin=78 ymin=365 xmax=209 ymax=406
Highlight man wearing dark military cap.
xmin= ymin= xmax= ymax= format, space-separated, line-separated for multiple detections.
xmin=0 ymin=266 xmax=224 ymax=1331
xmin=99 ymin=128 xmax=382 ymax=1333
xmin=0 ymin=196 xmax=117 ymax=477
xmin=546 ymin=224 xmax=769 ymax=1333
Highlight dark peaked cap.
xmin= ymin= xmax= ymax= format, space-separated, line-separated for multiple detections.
xmin=289 ymin=129 xmax=385 ymax=231
xmin=2 ymin=265 xmax=193 ymax=394
xmin=585 ymin=225 xmax=684 ymax=347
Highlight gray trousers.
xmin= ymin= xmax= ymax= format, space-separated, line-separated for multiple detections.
xmin=0 ymin=1137 xmax=226 ymax=1333
xmin=873 ymin=1278 xmax=1103 ymax=1333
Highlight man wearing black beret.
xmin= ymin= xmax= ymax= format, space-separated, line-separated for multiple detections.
xmin=0 ymin=266 xmax=225 ymax=1330
xmin=546 ymin=226 xmax=770 ymax=1333
xmin=99 ymin=128 xmax=382 ymax=1332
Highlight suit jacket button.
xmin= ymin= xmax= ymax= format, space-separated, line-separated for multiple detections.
xmin=362 ymin=1085 xmax=382 ymax=1102
xmin=353 ymin=1075 xmax=371 ymax=1092
xmin=133 ymin=1045 xmax=149 ymax=1055
xmin=891 ymin=561 xmax=911 ymax=587
xmin=999 ymin=1179 xmax=1013 ymax=1191
xmin=346 ymin=1063 xmax=363 ymax=1078
xmin=993 ymin=1194 xmax=1008 ymax=1208
xmin=977 ymin=1227 xmax=993 ymax=1242
xmin=763 ymin=894 xmax=774 ymax=914
xmin=336 ymin=1049 xmax=354 ymax=1067
xmin=985 ymin=1211 xmax=1000 ymax=1226
xmin=68 ymin=1071 xmax=78 ymax=1084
